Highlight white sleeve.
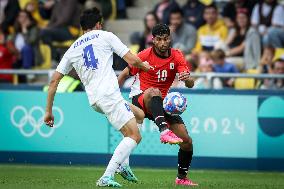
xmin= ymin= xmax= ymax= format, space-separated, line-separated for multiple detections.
xmin=251 ymin=4 xmax=259 ymax=25
xmin=272 ymin=5 xmax=284 ymax=27
xmin=56 ymin=52 xmax=73 ymax=75
xmin=107 ymin=32 xmax=130 ymax=58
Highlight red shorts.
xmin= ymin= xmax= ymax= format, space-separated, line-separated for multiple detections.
xmin=136 ymin=93 xmax=149 ymax=114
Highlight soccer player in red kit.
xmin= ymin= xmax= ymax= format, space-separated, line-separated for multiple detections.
xmin=117 ymin=24 xmax=198 ymax=186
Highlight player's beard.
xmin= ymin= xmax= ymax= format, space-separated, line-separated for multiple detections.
xmin=158 ymin=45 xmax=170 ymax=53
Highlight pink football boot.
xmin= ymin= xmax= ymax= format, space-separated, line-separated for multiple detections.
xmin=160 ymin=129 xmax=183 ymax=144
xmin=175 ymin=177 xmax=198 ymax=186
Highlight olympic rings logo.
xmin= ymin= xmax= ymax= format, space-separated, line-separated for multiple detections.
xmin=10 ymin=106 xmax=64 ymax=138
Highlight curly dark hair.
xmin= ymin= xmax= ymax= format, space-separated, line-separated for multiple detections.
xmin=152 ymin=23 xmax=170 ymax=37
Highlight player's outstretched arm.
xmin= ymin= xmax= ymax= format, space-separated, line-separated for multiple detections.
xmin=122 ymin=51 xmax=152 ymax=71
xmin=117 ymin=67 xmax=130 ymax=88
xmin=44 ymin=71 xmax=64 ymax=127
xmin=179 ymin=72 xmax=194 ymax=88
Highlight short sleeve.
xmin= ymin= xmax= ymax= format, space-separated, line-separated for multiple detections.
xmin=272 ymin=5 xmax=284 ymax=26
xmin=251 ymin=4 xmax=259 ymax=25
xmin=176 ymin=51 xmax=190 ymax=73
xmin=56 ymin=53 xmax=73 ymax=75
xmin=107 ymin=32 xmax=130 ymax=58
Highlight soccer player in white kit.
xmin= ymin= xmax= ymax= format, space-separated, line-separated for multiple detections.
xmin=44 ymin=8 xmax=151 ymax=187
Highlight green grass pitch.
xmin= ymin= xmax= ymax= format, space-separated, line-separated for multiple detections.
xmin=0 ymin=165 xmax=284 ymax=189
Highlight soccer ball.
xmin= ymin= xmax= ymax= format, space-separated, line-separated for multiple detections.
xmin=163 ymin=92 xmax=187 ymax=116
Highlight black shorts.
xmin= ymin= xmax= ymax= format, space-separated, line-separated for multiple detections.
xmin=132 ymin=93 xmax=184 ymax=125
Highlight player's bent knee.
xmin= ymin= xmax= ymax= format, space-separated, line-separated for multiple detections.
xmin=145 ymin=88 xmax=162 ymax=98
xmin=153 ymin=88 xmax=162 ymax=96
xmin=134 ymin=133 xmax=142 ymax=144
xmin=149 ymin=89 xmax=162 ymax=97
xmin=128 ymin=130 xmax=142 ymax=144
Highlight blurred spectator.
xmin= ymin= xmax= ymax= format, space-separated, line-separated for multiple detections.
xmin=194 ymin=53 xmax=223 ymax=89
xmin=129 ymin=12 xmax=159 ymax=52
xmin=0 ymin=0 xmax=8 ymax=24
xmin=25 ymin=0 xmax=49 ymax=28
xmin=265 ymin=26 xmax=284 ymax=48
xmin=169 ymin=7 xmax=196 ymax=54
xmin=182 ymin=0 xmax=205 ymax=29
xmin=264 ymin=0 xmax=284 ymax=48
xmin=251 ymin=0 xmax=284 ymax=38
xmin=139 ymin=12 xmax=159 ymax=52
xmin=222 ymin=0 xmax=256 ymax=31
xmin=84 ymin=0 xmax=102 ymax=10
xmin=153 ymin=0 xmax=179 ymax=24
xmin=211 ymin=49 xmax=238 ymax=87
xmin=194 ymin=3 xmax=228 ymax=52
xmin=226 ymin=9 xmax=248 ymax=57
xmin=257 ymin=0 xmax=284 ymax=72
xmin=261 ymin=58 xmax=284 ymax=90
xmin=212 ymin=49 xmax=238 ymax=73
xmin=260 ymin=47 xmax=275 ymax=74
xmin=13 ymin=10 xmax=41 ymax=69
xmin=117 ymin=0 xmax=127 ymax=19
xmin=243 ymin=23 xmax=262 ymax=70
xmin=40 ymin=0 xmax=82 ymax=60
xmin=226 ymin=8 xmax=261 ymax=70
xmin=38 ymin=0 xmax=55 ymax=20
xmin=78 ymin=0 xmax=87 ymax=5
xmin=0 ymin=30 xmax=15 ymax=83
xmin=197 ymin=50 xmax=212 ymax=69
xmin=0 ymin=0 xmax=20 ymax=34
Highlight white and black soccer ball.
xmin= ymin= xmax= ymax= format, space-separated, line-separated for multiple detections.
xmin=163 ymin=92 xmax=187 ymax=116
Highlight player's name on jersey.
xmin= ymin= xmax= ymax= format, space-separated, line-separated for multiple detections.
xmin=73 ymin=33 xmax=100 ymax=48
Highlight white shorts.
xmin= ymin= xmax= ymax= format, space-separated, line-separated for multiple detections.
xmin=92 ymin=92 xmax=134 ymax=130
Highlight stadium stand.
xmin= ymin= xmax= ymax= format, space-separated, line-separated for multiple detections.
xmin=0 ymin=0 xmax=284 ymax=90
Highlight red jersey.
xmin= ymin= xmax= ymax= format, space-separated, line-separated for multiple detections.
xmin=129 ymin=47 xmax=189 ymax=98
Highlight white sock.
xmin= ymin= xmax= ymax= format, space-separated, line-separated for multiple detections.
xmin=103 ymin=137 xmax=137 ymax=177
xmin=121 ymin=156 xmax=129 ymax=167
xmin=120 ymin=123 xmax=142 ymax=167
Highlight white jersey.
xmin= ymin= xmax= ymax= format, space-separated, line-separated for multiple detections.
xmin=56 ymin=30 xmax=129 ymax=105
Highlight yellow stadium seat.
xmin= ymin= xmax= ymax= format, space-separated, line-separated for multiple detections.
xmin=52 ymin=40 xmax=75 ymax=48
xmin=273 ymin=48 xmax=284 ymax=61
xmin=234 ymin=69 xmax=259 ymax=89
xmin=130 ymin=44 xmax=140 ymax=54
xmin=109 ymin=0 xmax=117 ymax=20
xmin=51 ymin=28 xmax=81 ymax=48
xmin=19 ymin=0 xmax=32 ymax=9
xmin=199 ymin=0 xmax=213 ymax=6
xmin=34 ymin=44 xmax=51 ymax=69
